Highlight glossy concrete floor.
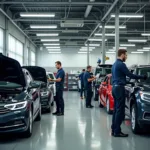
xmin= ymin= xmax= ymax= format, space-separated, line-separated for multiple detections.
xmin=0 ymin=91 xmax=150 ymax=150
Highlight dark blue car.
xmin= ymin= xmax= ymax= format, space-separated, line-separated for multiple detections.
xmin=125 ymin=65 xmax=150 ymax=134
xmin=0 ymin=54 xmax=42 ymax=137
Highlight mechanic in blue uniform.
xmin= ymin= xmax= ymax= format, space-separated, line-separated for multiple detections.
xmin=79 ymin=69 xmax=86 ymax=99
xmin=49 ymin=61 xmax=65 ymax=116
xmin=111 ymin=49 xmax=147 ymax=137
xmin=84 ymin=66 xmax=96 ymax=108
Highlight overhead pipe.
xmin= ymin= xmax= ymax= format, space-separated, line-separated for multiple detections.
xmin=0 ymin=8 xmax=36 ymax=47
xmin=84 ymin=0 xmax=95 ymax=18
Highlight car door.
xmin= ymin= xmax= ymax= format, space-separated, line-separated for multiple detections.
xmin=103 ymin=77 xmax=109 ymax=105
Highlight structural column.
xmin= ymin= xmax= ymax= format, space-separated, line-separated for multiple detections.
xmin=115 ymin=6 xmax=119 ymax=58
xmin=87 ymin=42 xmax=90 ymax=66
xmin=102 ymin=23 xmax=105 ymax=64
xmin=4 ymin=18 xmax=9 ymax=56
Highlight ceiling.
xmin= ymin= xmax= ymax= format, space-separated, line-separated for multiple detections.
xmin=1 ymin=0 xmax=150 ymax=53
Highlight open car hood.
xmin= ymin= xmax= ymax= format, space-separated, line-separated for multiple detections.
xmin=22 ymin=66 xmax=47 ymax=83
xmin=0 ymin=54 xmax=26 ymax=87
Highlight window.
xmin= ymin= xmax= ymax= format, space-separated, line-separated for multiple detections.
xmin=0 ymin=28 xmax=4 ymax=53
xmin=31 ymin=51 xmax=35 ymax=66
xmin=8 ymin=35 xmax=23 ymax=66
xmin=27 ymin=47 xmax=29 ymax=65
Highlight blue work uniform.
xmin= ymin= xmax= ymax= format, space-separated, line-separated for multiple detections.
xmin=84 ymin=71 xmax=93 ymax=106
xmin=55 ymin=68 xmax=65 ymax=113
xmin=111 ymin=59 xmax=144 ymax=134
xmin=79 ymin=72 xmax=85 ymax=97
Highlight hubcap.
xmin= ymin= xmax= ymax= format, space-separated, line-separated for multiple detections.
xmin=132 ymin=108 xmax=136 ymax=129
xmin=29 ymin=111 xmax=33 ymax=133
xmin=106 ymin=98 xmax=109 ymax=112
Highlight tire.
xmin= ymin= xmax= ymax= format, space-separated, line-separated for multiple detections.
xmin=99 ymin=96 xmax=104 ymax=108
xmin=24 ymin=109 xmax=33 ymax=138
xmin=46 ymin=99 xmax=51 ymax=113
xmin=131 ymin=104 xmax=141 ymax=134
xmin=106 ymin=97 xmax=113 ymax=114
xmin=94 ymin=88 xmax=98 ymax=101
xmin=35 ymin=103 xmax=41 ymax=121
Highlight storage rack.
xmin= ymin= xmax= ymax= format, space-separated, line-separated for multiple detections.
xmin=64 ymin=73 xmax=68 ymax=91
xmin=68 ymin=74 xmax=79 ymax=91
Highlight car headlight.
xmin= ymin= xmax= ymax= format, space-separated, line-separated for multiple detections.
xmin=4 ymin=101 xmax=28 ymax=110
xmin=41 ymin=91 xmax=49 ymax=96
xmin=140 ymin=91 xmax=150 ymax=103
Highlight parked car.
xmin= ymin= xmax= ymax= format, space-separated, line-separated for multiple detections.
xmin=93 ymin=64 xmax=112 ymax=100
xmin=22 ymin=67 xmax=54 ymax=113
xmin=99 ymin=74 xmax=114 ymax=114
xmin=125 ymin=65 xmax=150 ymax=134
xmin=0 ymin=54 xmax=41 ymax=137
xmin=46 ymin=72 xmax=56 ymax=97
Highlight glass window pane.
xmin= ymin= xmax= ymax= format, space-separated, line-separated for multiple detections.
xmin=0 ymin=28 xmax=3 ymax=53
xmin=9 ymin=52 xmax=15 ymax=59
xmin=9 ymin=35 xmax=15 ymax=52
xmin=16 ymin=41 xmax=23 ymax=55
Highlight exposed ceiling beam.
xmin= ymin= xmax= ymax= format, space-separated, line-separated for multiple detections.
xmin=23 ymin=29 xmax=92 ymax=32
xmin=84 ymin=0 xmax=95 ymax=18
xmin=125 ymin=2 xmax=150 ymax=6
xmin=0 ymin=1 xmax=112 ymax=5
xmin=85 ymin=0 xmax=119 ymax=44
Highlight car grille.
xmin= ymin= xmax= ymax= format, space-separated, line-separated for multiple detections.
xmin=0 ymin=106 xmax=11 ymax=114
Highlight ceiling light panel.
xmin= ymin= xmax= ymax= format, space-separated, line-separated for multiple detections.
xmin=141 ymin=33 xmax=150 ymax=36
xmin=143 ymin=47 xmax=150 ymax=49
xmin=41 ymin=39 xmax=59 ymax=42
xmin=137 ymin=49 xmax=149 ymax=52
xmin=106 ymin=52 xmax=115 ymax=54
xmin=20 ymin=12 xmax=55 ymax=17
xmin=47 ymin=49 xmax=61 ymax=51
xmin=128 ymin=39 xmax=147 ymax=42
xmin=99 ymin=25 xmax=126 ymax=29
xmin=78 ymin=52 xmax=90 ymax=54
xmin=36 ymin=33 xmax=59 ymax=36
xmin=113 ymin=47 xmax=127 ymax=49
xmin=131 ymin=52 xmax=143 ymax=54
xmin=49 ymin=52 xmax=61 ymax=54
xmin=95 ymin=33 xmax=115 ymax=36
xmin=85 ymin=44 xmax=100 ymax=47
xmin=80 ymin=49 xmax=93 ymax=51
xmin=88 ymin=38 xmax=107 ymax=41
xmin=30 ymin=25 xmax=57 ymax=29
xmin=43 ymin=43 xmax=60 ymax=46
xmin=111 ymin=14 xmax=143 ymax=18
xmin=46 ymin=47 xmax=60 ymax=49
xmin=120 ymin=44 xmax=135 ymax=47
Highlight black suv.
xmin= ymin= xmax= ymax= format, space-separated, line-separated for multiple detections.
xmin=93 ymin=64 xmax=112 ymax=100
xmin=22 ymin=66 xmax=54 ymax=113
xmin=125 ymin=65 xmax=150 ymax=133
xmin=0 ymin=54 xmax=42 ymax=137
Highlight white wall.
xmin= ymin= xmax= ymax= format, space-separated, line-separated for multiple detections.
xmin=37 ymin=49 xmax=150 ymax=72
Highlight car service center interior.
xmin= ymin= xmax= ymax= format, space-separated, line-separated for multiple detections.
xmin=0 ymin=0 xmax=150 ymax=150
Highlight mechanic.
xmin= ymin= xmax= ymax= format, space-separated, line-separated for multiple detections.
xmin=49 ymin=61 xmax=65 ymax=116
xmin=111 ymin=49 xmax=147 ymax=137
xmin=79 ymin=69 xmax=86 ymax=99
xmin=84 ymin=66 xmax=96 ymax=108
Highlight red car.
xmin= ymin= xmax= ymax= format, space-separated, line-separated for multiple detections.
xmin=98 ymin=74 xmax=114 ymax=114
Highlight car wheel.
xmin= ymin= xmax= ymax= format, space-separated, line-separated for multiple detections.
xmin=24 ymin=109 xmax=33 ymax=138
xmin=46 ymin=98 xmax=51 ymax=113
xmin=106 ymin=97 xmax=112 ymax=114
xmin=35 ymin=103 xmax=41 ymax=121
xmin=131 ymin=104 xmax=141 ymax=134
xmin=94 ymin=88 xmax=98 ymax=101
xmin=99 ymin=96 xmax=104 ymax=108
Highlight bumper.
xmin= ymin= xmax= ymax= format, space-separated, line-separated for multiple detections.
xmin=41 ymin=96 xmax=49 ymax=109
xmin=138 ymin=102 xmax=150 ymax=125
xmin=0 ymin=108 xmax=29 ymax=133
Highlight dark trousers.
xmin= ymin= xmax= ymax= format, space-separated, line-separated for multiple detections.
xmin=111 ymin=86 xmax=125 ymax=134
xmin=85 ymin=87 xmax=93 ymax=106
xmin=55 ymin=88 xmax=64 ymax=113
xmin=80 ymin=83 xmax=85 ymax=97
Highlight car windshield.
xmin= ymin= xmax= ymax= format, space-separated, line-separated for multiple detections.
xmin=95 ymin=68 xmax=111 ymax=76
xmin=137 ymin=67 xmax=150 ymax=83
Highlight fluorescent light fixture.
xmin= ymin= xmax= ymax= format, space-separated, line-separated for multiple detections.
xmin=128 ymin=39 xmax=147 ymax=42
xmin=41 ymin=39 xmax=59 ymax=42
xmin=47 ymin=49 xmax=61 ymax=51
xmin=106 ymin=52 xmax=115 ymax=54
xmin=78 ymin=52 xmax=90 ymax=54
xmin=120 ymin=44 xmax=135 ymax=47
xmin=43 ymin=43 xmax=60 ymax=46
xmin=46 ymin=47 xmax=60 ymax=49
xmin=131 ymin=52 xmax=143 ymax=54
xmin=113 ymin=47 xmax=127 ymax=49
xmin=109 ymin=49 xmax=116 ymax=51
xmin=85 ymin=44 xmax=100 ymax=47
xmin=30 ymin=25 xmax=57 ymax=29
xmin=36 ymin=33 xmax=59 ymax=36
xmin=88 ymin=38 xmax=107 ymax=41
xmin=95 ymin=33 xmax=115 ymax=36
xmin=141 ymin=33 xmax=150 ymax=36
xmin=20 ymin=13 xmax=55 ymax=17
xmin=81 ymin=46 xmax=95 ymax=49
xmin=111 ymin=14 xmax=143 ymax=18
xmin=143 ymin=47 xmax=150 ymax=49
xmin=49 ymin=52 xmax=61 ymax=54
xmin=99 ymin=25 xmax=126 ymax=29
xmin=62 ymin=30 xmax=79 ymax=33
xmin=137 ymin=49 xmax=149 ymax=52
xmin=80 ymin=49 xmax=93 ymax=51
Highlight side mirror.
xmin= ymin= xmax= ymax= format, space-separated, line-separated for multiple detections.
xmin=29 ymin=81 xmax=40 ymax=89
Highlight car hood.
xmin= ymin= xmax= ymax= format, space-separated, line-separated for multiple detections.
xmin=22 ymin=66 xmax=47 ymax=83
xmin=0 ymin=54 xmax=26 ymax=87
